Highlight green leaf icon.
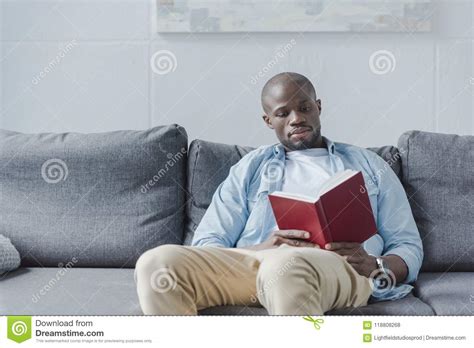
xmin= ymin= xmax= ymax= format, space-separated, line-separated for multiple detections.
xmin=7 ymin=316 xmax=32 ymax=343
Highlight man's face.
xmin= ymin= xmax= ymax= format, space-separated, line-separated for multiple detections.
xmin=262 ymin=81 xmax=322 ymax=151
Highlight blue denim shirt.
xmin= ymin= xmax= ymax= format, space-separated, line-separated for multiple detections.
xmin=192 ymin=136 xmax=424 ymax=301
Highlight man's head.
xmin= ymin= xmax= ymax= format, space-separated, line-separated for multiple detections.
xmin=261 ymin=72 xmax=323 ymax=151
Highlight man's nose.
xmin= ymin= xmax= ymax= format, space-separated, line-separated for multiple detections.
xmin=289 ymin=111 xmax=306 ymax=125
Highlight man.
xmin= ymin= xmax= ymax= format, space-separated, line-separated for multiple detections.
xmin=135 ymin=72 xmax=423 ymax=315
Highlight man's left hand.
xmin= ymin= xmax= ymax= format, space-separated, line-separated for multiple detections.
xmin=324 ymin=242 xmax=377 ymax=278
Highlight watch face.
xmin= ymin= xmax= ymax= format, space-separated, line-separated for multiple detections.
xmin=376 ymin=257 xmax=384 ymax=270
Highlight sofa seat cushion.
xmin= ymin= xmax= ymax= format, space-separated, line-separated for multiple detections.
xmin=0 ymin=267 xmax=141 ymax=315
xmin=198 ymin=293 xmax=434 ymax=316
xmin=414 ymin=272 xmax=474 ymax=315
xmin=398 ymin=130 xmax=474 ymax=272
xmin=0 ymin=125 xmax=188 ymax=268
xmin=198 ymin=305 xmax=268 ymax=315
xmin=327 ymin=293 xmax=434 ymax=315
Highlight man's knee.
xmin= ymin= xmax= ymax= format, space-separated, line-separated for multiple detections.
xmin=135 ymin=244 xmax=187 ymax=284
xmin=257 ymin=248 xmax=329 ymax=283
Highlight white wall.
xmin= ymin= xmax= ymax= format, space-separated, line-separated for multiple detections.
xmin=0 ymin=0 xmax=473 ymax=148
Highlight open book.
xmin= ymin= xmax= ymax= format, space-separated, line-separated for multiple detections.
xmin=268 ymin=170 xmax=377 ymax=248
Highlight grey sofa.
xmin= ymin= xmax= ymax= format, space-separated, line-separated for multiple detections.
xmin=0 ymin=125 xmax=472 ymax=316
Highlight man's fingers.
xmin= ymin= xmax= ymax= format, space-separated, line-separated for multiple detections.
xmin=331 ymin=248 xmax=361 ymax=257
xmin=325 ymin=242 xmax=361 ymax=250
xmin=275 ymin=230 xmax=310 ymax=240
xmin=284 ymin=238 xmax=319 ymax=248
xmin=273 ymin=236 xmax=319 ymax=248
xmin=346 ymin=255 xmax=364 ymax=264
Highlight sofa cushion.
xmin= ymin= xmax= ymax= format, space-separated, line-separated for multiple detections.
xmin=199 ymin=305 xmax=268 ymax=315
xmin=398 ymin=130 xmax=474 ymax=272
xmin=0 ymin=125 xmax=187 ymax=268
xmin=0 ymin=268 xmax=141 ymax=315
xmin=184 ymin=139 xmax=402 ymax=245
xmin=0 ymin=234 xmax=21 ymax=274
xmin=184 ymin=140 xmax=253 ymax=245
xmin=327 ymin=293 xmax=434 ymax=315
xmin=414 ymin=272 xmax=474 ymax=315
xmin=198 ymin=293 xmax=434 ymax=315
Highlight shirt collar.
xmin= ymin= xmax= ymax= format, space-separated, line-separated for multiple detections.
xmin=272 ymin=135 xmax=336 ymax=156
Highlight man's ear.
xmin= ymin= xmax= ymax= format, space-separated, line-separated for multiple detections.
xmin=316 ymin=99 xmax=322 ymax=113
xmin=262 ymin=114 xmax=274 ymax=129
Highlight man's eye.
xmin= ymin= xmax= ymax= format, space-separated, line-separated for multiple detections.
xmin=276 ymin=112 xmax=288 ymax=117
xmin=301 ymin=107 xmax=311 ymax=112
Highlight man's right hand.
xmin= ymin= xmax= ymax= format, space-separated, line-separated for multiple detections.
xmin=243 ymin=230 xmax=320 ymax=251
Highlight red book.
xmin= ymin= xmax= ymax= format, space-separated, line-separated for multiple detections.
xmin=268 ymin=170 xmax=377 ymax=248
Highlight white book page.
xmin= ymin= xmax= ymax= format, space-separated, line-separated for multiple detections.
xmin=318 ymin=170 xmax=358 ymax=195
xmin=270 ymin=170 xmax=359 ymax=201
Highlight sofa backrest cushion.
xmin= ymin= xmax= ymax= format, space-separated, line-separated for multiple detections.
xmin=184 ymin=139 xmax=402 ymax=245
xmin=0 ymin=125 xmax=187 ymax=268
xmin=398 ymin=130 xmax=474 ymax=272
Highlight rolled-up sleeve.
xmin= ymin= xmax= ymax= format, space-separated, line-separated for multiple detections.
xmin=191 ymin=153 xmax=256 ymax=248
xmin=370 ymin=152 xmax=424 ymax=284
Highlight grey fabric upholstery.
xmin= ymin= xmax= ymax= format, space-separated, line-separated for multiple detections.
xmin=398 ymin=130 xmax=474 ymax=272
xmin=184 ymin=140 xmax=253 ymax=245
xmin=326 ymin=294 xmax=435 ymax=316
xmin=0 ymin=125 xmax=188 ymax=268
xmin=198 ymin=294 xmax=434 ymax=316
xmin=0 ymin=267 xmax=141 ymax=315
xmin=184 ymin=140 xmax=402 ymax=245
xmin=414 ymin=272 xmax=474 ymax=315
xmin=199 ymin=305 xmax=268 ymax=316
xmin=0 ymin=234 xmax=21 ymax=274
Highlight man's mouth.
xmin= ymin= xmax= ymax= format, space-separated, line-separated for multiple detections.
xmin=289 ymin=127 xmax=312 ymax=138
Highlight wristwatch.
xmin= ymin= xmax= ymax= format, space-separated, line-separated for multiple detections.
xmin=375 ymin=256 xmax=388 ymax=275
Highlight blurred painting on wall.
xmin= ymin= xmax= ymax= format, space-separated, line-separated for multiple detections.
xmin=155 ymin=0 xmax=433 ymax=33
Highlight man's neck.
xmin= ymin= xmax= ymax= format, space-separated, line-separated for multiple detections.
xmin=284 ymin=136 xmax=325 ymax=152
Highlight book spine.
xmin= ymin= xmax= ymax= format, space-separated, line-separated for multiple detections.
xmin=314 ymin=200 xmax=331 ymax=243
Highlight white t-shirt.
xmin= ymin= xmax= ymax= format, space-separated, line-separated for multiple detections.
xmin=269 ymin=147 xmax=335 ymax=232
xmin=281 ymin=147 xmax=334 ymax=195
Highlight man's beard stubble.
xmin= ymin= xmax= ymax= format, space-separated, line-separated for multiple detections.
xmin=284 ymin=128 xmax=322 ymax=151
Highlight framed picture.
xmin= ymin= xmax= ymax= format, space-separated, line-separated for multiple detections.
xmin=155 ymin=0 xmax=433 ymax=33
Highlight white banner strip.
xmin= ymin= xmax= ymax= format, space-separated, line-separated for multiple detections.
xmin=0 ymin=316 xmax=472 ymax=347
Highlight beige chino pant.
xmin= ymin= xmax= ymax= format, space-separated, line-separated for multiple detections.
xmin=134 ymin=244 xmax=373 ymax=315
